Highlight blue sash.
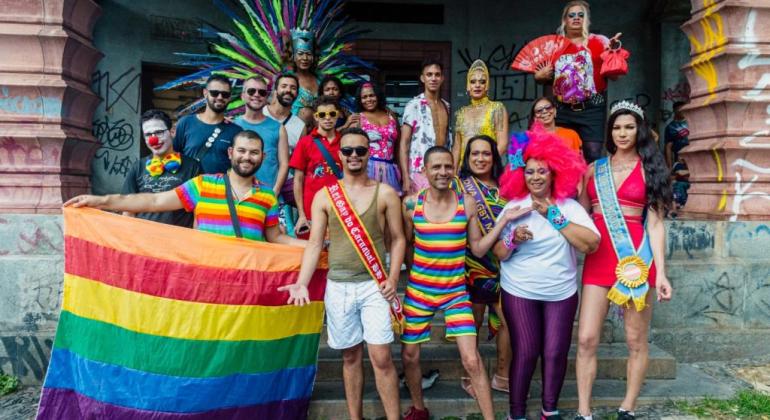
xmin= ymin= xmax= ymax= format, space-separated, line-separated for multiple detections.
xmin=594 ymin=157 xmax=653 ymax=311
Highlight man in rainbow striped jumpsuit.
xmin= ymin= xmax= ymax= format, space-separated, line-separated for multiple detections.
xmin=400 ymin=146 xmax=528 ymax=420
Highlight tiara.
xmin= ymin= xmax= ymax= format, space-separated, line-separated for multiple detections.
xmin=610 ymin=100 xmax=644 ymax=120
xmin=290 ymin=28 xmax=314 ymax=53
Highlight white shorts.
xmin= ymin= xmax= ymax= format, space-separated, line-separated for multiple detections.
xmin=324 ymin=278 xmax=394 ymax=350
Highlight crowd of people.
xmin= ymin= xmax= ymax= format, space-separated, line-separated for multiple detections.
xmin=64 ymin=1 xmax=686 ymax=419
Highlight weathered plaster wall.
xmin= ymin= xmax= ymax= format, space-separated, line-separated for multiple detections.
xmin=89 ymin=1 xmax=232 ymax=194
xmin=0 ymin=215 xmax=63 ymax=384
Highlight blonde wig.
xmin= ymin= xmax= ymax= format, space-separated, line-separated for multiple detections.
xmin=556 ymin=1 xmax=591 ymax=40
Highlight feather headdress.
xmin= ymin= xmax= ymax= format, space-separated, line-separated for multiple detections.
xmin=156 ymin=0 xmax=372 ymax=115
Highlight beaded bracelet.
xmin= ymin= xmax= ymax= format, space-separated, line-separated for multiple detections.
xmin=546 ymin=205 xmax=570 ymax=231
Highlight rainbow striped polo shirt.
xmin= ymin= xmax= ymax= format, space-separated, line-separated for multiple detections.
xmin=175 ymin=173 xmax=279 ymax=242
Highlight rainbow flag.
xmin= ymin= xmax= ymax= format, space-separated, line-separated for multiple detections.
xmin=37 ymin=208 xmax=327 ymax=419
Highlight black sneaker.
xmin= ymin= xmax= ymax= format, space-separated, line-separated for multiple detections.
xmin=541 ymin=412 xmax=563 ymax=420
xmin=573 ymin=416 xmax=587 ymax=420
xmin=617 ymin=409 xmax=636 ymax=420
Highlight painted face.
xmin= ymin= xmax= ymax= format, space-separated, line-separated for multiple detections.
xmin=313 ymin=104 xmax=340 ymax=131
xmin=524 ymin=158 xmax=553 ymax=198
xmin=533 ymin=99 xmax=556 ymax=126
xmin=142 ymin=118 xmax=172 ymax=156
xmin=338 ymin=134 xmax=369 ymax=174
xmin=467 ymin=70 xmax=488 ymax=100
xmin=468 ymin=139 xmax=493 ymax=177
xmin=294 ymin=50 xmax=313 ymax=70
xmin=242 ymin=79 xmax=268 ymax=112
xmin=204 ymin=80 xmax=231 ymax=113
xmin=565 ymin=5 xmax=585 ymax=31
xmin=423 ymin=151 xmax=454 ymax=190
xmin=322 ymin=82 xmax=341 ymax=99
xmin=228 ymin=135 xmax=263 ymax=177
xmin=275 ymin=77 xmax=298 ymax=107
xmin=611 ymin=114 xmax=639 ymax=152
xmin=420 ymin=64 xmax=444 ymax=94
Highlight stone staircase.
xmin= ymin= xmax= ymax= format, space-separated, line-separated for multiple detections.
xmin=308 ymin=309 xmax=684 ymax=419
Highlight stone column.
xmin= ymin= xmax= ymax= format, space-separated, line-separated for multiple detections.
xmin=0 ymin=0 xmax=102 ymax=213
xmin=679 ymin=0 xmax=770 ymax=220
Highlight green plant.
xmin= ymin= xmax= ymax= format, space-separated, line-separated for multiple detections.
xmin=674 ymin=389 xmax=770 ymax=418
xmin=0 ymin=373 xmax=20 ymax=396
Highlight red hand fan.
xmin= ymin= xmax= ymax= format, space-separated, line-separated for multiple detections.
xmin=511 ymin=35 xmax=569 ymax=73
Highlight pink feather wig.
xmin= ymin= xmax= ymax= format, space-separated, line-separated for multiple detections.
xmin=499 ymin=124 xmax=587 ymax=201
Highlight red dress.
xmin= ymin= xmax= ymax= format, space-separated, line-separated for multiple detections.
xmin=582 ymin=159 xmax=657 ymax=287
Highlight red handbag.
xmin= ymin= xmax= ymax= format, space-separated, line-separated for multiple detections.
xmin=600 ymin=42 xmax=630 ymax=77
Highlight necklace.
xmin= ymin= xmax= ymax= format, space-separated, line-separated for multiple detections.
xmin=470 ymin=96 xmax=490 ymax=107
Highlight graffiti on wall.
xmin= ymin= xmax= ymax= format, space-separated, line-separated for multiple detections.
xmin=90 ymin=65 xmax=143 ymax=191
xmin=686 ymin=0 xmax=726 ymax=106
xmin=0 ymin=87 xmax=62 ymax=118
xmin=457 ymin=43 xmax=544 ymax=130
xmin=0 ymin=336 xmax=53 ymax=382
xmin=730 ymin=8 xmax=770 ymax=219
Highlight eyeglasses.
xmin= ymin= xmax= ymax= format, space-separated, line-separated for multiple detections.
xmin=208 ymin=90 xmax=231 ymax=99
xmin=534 ymin=104 xmax=554 ymax=115
xmin=245 ymin=88 xmax=268 ymax=97
xmin=340 ymin=146 xmax=369 ymax=157
xmin=314 ymin=110 xmax=339 ymax=119
xmin=143 ymin=129 xmax=168 ymax=137
xmin=568 ymin=12 xmax=585 ymax=18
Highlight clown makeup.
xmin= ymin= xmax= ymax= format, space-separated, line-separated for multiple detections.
xmin=142 ymin=118 xmax=172 ymax=157
xmin=524 ymin=158 xmax=553 ymax=199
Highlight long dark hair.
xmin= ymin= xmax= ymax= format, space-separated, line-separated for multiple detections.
xmin=459 ymin=135 xmax=504 ymax=181
xmin=605 ymin=109 xmax=672 ymax=213
xmin=528 ymin=96 xmax=556 ymax=128
xmin=354 ymin=81 xmax=387 ymax=112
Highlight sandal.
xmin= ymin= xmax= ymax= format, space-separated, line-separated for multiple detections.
xmin=491 ymin=374 xmax=509 ymax=393
xmin=460 ymin=376 xmax=477 ymax=399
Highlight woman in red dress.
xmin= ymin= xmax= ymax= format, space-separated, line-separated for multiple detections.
xmin=575 ymin=102 xmax=673 ymax=420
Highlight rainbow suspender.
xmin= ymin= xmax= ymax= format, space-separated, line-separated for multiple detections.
xmin=594 ymin=157 xmax=653 ymax=311
xmin=325 ymin=181 xmax=405 ymax=334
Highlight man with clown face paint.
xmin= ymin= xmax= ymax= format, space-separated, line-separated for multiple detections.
xmin=121 ymin=109 xmax=201 ymax=227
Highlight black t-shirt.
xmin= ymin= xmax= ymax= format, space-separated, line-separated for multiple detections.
xmin=122 ymin=154 xmax=201 ymax=227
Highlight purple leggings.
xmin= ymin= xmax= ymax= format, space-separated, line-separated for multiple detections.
xmin=501 ymin=290 xmax=578 ymax=417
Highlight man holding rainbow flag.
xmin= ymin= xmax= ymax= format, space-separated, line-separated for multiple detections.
xmin=39 ymin=129 xmax=323 ymax=419
xmin=280 ymin=127 xmax=406 ymax=420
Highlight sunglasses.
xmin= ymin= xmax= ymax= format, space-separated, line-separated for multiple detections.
xmin=208 ymin=90 xmax=231 ymax=99
xmin=340 ymin=146 xmax=369 ymax=157
xmin=245 ymin=88 xmax=268 ymax=97
xmin=568 ymin=12 xmax=585 ymax=18
xmin=314 ymin=110 xmax=339 ymax=119
xmin=534 ymin=104 xmax=554 ymax=115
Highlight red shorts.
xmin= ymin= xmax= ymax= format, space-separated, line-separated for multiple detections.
xmin=582 ymin=213 xmax=657 ymax=288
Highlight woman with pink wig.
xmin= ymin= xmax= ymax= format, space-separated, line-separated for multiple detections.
xmin=494 ymin=125 xmax=600 ymax=420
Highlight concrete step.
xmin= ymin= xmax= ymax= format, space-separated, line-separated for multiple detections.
xmin=316 ymin=343 xmax=676 ymax=382
xmin=320 ymin=319 xmax=615 ymax=347
xmin=308 ymin=363 xmax=741 ymax=420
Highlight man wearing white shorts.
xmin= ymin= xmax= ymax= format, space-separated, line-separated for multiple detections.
xmin=281 ymin=128 xmax=406 ymax=420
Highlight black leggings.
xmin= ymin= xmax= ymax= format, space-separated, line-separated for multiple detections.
xmin=501 ymin=290 xmax=578 ymax=417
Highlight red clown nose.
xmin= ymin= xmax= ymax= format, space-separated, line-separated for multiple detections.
xmin=148 ymin=135 xmax=160 ymax=147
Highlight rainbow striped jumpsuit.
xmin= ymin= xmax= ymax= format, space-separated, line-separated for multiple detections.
xmin=401 ymin=189 xmax=476 ymax=344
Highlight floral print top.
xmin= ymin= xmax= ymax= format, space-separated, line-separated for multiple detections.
xmin=360 ymin=113 xmax=398 ymax=161
xmin=401 ymin=93 xmax=452 ymax=175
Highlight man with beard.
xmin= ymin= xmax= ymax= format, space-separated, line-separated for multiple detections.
xmin=121 ymin=109 xmax=200 ymax=227
xmin=280 ymin=127 xmax=406 ymax=420
xmin=264 ymin=73 xmax=307 ymax=153
xmin=235 ymin=76 xmax=289 ymax=194
xmin=174 ymin=75 xmax=243 ymax=174
xmin=65 ymin=131 xmax=305 ymax=246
